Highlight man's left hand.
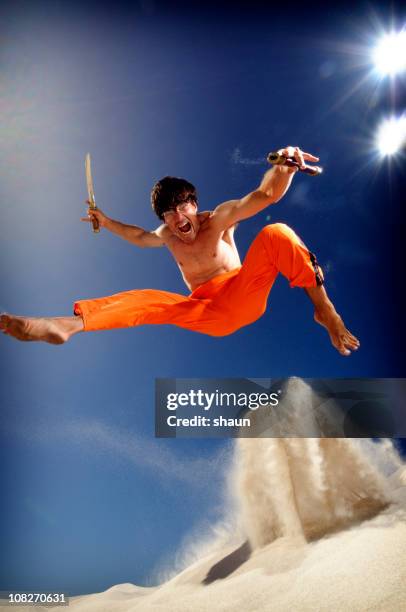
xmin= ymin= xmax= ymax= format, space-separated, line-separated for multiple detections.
xmin=278 ymin=146 xmax=319 ymax=171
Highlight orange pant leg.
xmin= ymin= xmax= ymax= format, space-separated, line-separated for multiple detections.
xmin=239 ymin=223 xmax=323 ymax=290
xmin=212 ymin=223 xmax=324 ymax=332
xmin=73 ymin=270 xmax=241 ymax=336
xmin=73 ymin=223 xmax=323 ymax=337
xmin=74 ymin=288 xmax=209 ymax=334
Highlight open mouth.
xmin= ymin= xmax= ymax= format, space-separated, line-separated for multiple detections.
xmin=178 ymin=221 xmax=192 ymax=234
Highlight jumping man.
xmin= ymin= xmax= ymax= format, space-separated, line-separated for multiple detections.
xmin=0 ymin=147 xmax=360 ymax=356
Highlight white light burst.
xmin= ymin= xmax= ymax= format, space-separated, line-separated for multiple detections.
xmin=372 ymin=30 xmax=406 ymax=76
xmin=376 ymin=116 xmax=406 ymax=156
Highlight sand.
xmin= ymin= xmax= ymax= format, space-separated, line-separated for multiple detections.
xmin=61 ymin=461 xmax=406 ymax=612
xmin=9 ymin=455 xmax=406 ymax=612
xmin=8 ymin=380 xmax=406 ymax=611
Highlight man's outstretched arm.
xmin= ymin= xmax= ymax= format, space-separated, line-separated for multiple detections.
xmin=81 ymin=207 xmax=166 ymax=247
xmin=212 ymin=146 xmax=319 ymax=228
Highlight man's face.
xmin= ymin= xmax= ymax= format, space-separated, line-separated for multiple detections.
xmin=163 ymin=198 xmax=199 ymax=243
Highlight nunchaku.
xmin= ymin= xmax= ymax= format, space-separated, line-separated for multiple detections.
xmin=267 ymin=151 xmax=323 ymax=176
xmin=85 ymin=153 xmax=100 ymax=233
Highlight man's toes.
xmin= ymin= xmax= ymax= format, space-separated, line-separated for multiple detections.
xmin=337 ymin=334 xmax=360 ymax=355
xmin=344 ymin=332 xmax=360 ymax=349
xmin=0 ymin=314 xmax=11 ymax=330
xmin=334 ymin=336 xmax=351 ymax=356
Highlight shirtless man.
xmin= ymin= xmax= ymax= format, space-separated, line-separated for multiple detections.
xmin=0 ymin=147 xmax=359 ymax=356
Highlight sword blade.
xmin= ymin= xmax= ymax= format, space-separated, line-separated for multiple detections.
xmin=85 ymin=153 xmax=96 ymax=208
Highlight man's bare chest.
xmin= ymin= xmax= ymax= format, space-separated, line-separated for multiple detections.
xmin=169 ymin=232 xmax=230 ymax=270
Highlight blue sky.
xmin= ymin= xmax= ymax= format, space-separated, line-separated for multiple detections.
xmin=1 ymin=0 xmax=405 ymax=596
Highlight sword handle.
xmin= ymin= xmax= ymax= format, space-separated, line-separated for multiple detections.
xmin=87 ymin=201 xmax=100 ymax=233
xmin=91 ymin=213 xmax=100 ymax=233
xmin=267 ymin=152 xmax=323 ymax=176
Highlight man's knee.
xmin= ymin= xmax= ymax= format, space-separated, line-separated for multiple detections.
xmin=259 ymin=223 xmax=295 ymax=240
xmin=257 ymin=223 xmax=323 ymax=286
xmin=258 ymin=223 xmax=303 ymax=251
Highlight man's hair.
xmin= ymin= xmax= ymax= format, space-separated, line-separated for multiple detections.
xmin=151 ymin=176 xmax=198 ymax=220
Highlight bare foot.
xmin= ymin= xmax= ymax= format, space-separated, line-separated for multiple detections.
xmin=314 ymin=308 xmax=360 ymax=356
xmin=0 ymin=314 xmax=83 ymax=344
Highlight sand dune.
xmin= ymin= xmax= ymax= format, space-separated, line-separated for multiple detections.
xmin=9 ymin=380 xmax=406 ymax=611
xmin=11 ymin=454 xmax=405 ymax=612
xmin=63 ymin=456 xmax=406 ymax=612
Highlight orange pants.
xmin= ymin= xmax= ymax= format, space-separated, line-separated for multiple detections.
xmin=73 ymin=223 xmax=323 ymax=337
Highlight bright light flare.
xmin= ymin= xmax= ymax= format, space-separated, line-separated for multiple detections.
xmin=372 ymin=30 xmax=406 ymax=76
xmin=376 ymin=116 xmax=406 ymax=156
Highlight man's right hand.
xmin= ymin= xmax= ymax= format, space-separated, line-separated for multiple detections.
xmin=81 ymin=202 xmax=109 ymax=228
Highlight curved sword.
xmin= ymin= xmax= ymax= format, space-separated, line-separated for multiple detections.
xmin=85 ymin=153 xmax=100 ymax=233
